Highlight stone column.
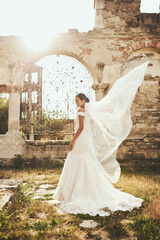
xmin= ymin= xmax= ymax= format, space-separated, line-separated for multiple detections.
xmin=6 ymin=88 xmax=26 ymax=159
xmin=1 ymin=63 xmax=27 ymax=159
xmin=7 ymin=63 xmax=27 ymax=134
xmin=92 ymin=62 xmax=109 ymax=100
xmin=92 ymin=83 xmax=109 ymax=101
xmin=8 ymin=92 xmax=20 ymax=132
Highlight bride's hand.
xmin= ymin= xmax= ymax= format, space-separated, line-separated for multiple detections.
xmin=70 ymin=140 xmax=75 ymax=151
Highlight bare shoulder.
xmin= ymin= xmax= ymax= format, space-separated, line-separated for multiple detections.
xmin=78 ymin=107 xmax=85 ymax=112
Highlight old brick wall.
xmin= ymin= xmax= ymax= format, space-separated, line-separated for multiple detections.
xmin=95 ymin=0 xmax=160 ymax=31
xmin=24 ymin=141 xmax=69 ymax=161
xmin=95 ymin=0 xmax=142 ymax=30
xmin=93 ymin=0 xmax=160 ymax=159
xmin=0 ymin=0 xmax=159 ymax=160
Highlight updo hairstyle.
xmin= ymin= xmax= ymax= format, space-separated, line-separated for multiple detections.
xmin=76 ymin=93 xmax=90 ymax=103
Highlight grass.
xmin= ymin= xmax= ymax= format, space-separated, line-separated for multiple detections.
xmin=0 ymin=158 xmax=160 ymax=240
xmin=0 ymin=168 xmax=62 ymax=184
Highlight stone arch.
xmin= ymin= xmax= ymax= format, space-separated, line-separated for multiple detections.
xmin=20 ymin=52 xmax=96 ymax=138
xmin=120 ymin=41 xmax=160 ymax=63
xmin=26 ymin=50 xmax=95 ymax=81
xmin=121 ymin=47 xmax=160 ymax=75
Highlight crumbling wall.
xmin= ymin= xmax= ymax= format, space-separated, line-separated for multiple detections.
xmin=95 ymin=0 xmax=142 ymax=30
xmin=0 ymin=0 xmax=159 ymax=160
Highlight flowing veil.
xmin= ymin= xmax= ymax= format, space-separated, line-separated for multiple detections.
xmin=84 ymin=62 xmax=149 ymax=184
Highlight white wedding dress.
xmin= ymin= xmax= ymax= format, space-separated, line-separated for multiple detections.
xmin=54 ymin=62 xmax=148 ymax=216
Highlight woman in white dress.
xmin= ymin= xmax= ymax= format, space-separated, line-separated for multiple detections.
xmin=54 ymin=62 xmax=148 ymax=216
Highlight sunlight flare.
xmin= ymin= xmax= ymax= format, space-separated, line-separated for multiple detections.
xmin=22 ymin=33 xmax=54 ymax=50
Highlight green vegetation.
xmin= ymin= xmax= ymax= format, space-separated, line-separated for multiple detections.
xmin=2 ymin=154 xmax=65 ymax=170
xmin=21 ymin=106 xmax=69 ymax=140
xmin=0 ymin=160 xmax=159 ymax=240
xmin=128 ymin=211 xmax=160 ymax=240
xmin=0 ymin=97 xmax=8 ymax=134
xmin=0 ymin=96 xmax=70 ymax=139
xmin=119 ymin=157 xmax=160 ymax=176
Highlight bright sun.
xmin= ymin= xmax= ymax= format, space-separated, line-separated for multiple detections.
xmin=22 ymin=33 xmax=54 ymax=51
xmin=0 ymin=0 xmax=95 ymax=50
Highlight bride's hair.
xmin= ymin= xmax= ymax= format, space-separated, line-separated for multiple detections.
xmin=76 ymin=93 xmax=90 ymax=103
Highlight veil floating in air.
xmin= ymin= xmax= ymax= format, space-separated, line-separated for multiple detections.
xmin=84 ymin=62 xmax=149 ymax=184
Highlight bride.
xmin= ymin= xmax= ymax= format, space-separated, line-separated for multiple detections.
xmin=54 ymin=62 xmax=148 ymax=216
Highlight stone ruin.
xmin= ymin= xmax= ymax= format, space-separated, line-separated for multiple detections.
xmin=0 ymin=0 xmax=159 ymax=163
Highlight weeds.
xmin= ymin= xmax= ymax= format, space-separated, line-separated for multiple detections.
xmin=120 ymin=158 xmax=160 ymax=176
xmin=17 ymin=184 xmax=33 ymax=204
xmin=0 ymin=160 xmax=160 ymax=239
xmin=0 ymin=210 xmax=13 ymax=230
xmin=77 ymin=212 xmax=130 ymax=239
xmin=12 ymin=154 xmax=25 ymax=169
xmin=27 ymin=207 xmax=36 ymax=218
xmin=0 ymin=183 xmax=32 ymax=240
xmin=34 ymin=220 xmax=49 ymax=239
xmin=6 ymin=154 xmax=65 ymax=170
xmin=50 ymin=216 xmax=60 ymax=226
xmin=128 ymin=211 xmax=160 ymax=240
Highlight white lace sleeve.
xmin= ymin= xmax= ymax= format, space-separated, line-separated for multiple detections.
xmin=77 ymin=112 xmax=85 ymax=117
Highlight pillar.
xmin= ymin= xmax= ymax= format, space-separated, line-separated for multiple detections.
xmin=92 ymin=83 xmax=109 ymax=101
xmin=8 ymin=92 xmax=20 ymax=132
xmin=7 ymin=63 xmax=27 ymax=133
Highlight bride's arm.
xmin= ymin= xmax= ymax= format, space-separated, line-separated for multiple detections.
xmin=70 ymin=115 xmax=84 ymax=151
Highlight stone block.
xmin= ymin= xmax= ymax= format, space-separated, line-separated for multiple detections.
xmin=0 ymin=192 xmax=13 ymax=210
xmin=136 ymin=123 xmax=146 ymax=128
xmin=139 ymin=81 xmax=159 ymax=103
xmin=45 ymin=145 xmax=52 ymax=151
xmin=95 ymin=0 xmax=105 ymax=10
xmin=95 ymin=14 xmax=105 ymax=29
xmin=134 ymin=112 xmax=141 ymax=117
xmin=79 ymin=220 xmax=98 ymax=228
xmin=0 ymin=179 xmax=22 ymax=209
xmin=127 ymin=134 xmax=146 ymax=140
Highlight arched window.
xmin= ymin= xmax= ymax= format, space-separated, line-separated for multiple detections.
xmin=36 ymin=54 xmax=95 ymax=119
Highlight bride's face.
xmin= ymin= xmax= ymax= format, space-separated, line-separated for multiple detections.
xmin=75 ymin=97 xmax=85 ymax=108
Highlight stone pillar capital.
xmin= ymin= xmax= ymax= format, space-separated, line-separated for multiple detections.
xmin=8 ymin=63 xmax=27 ymax=92
xmin=92 ymin=83 xmax=109 ymax=101
xmin=92 ymin=83 xmax=109 ymax=92
xmin=0 ymin=63 xmax=27 ymax=93
xmin=7 ymin=84 xmax=24 ymax=93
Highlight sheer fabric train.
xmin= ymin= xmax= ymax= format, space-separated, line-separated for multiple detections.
xmin=54 ymin=62 xmax=148 ymax=216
